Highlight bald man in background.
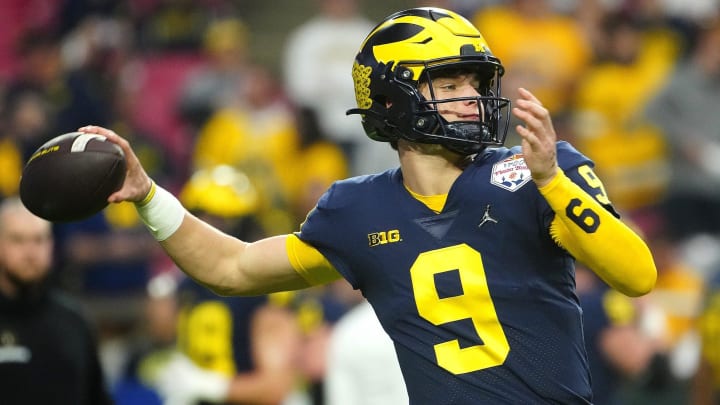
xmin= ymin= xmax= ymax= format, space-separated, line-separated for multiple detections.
xmin=0 ymin=197 xmax=112 ymax=405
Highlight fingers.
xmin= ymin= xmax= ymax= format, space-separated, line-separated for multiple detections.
xmin=512 ymin=89 xmax=549 ymax=127
xmin=512 ymin=106 xmax=544 ymax=151
xmin=78 ymin=125 xmax=115 ymax=137
xmin=79 ymin=125 xmax=135 ymax=160
xmin=79 ymin=125 xmax=127 ymax=150
xmin=517 ymin=87 xmax=541 ymax=104
xmin=78 ymin=125 xmax=152 ymax=203
xmin=513 ymin=103 xmax=544 ymax=133
xmin=515 ymin=123 xmax=539 ymax=147
xmin=511 ymin=88 xmax=555 ymax=143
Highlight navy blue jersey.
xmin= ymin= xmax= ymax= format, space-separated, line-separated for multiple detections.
xmin=176 ymin=277 xmax=267 ymax=376
xmin=298 ymin=142 xmax=606 ymax=404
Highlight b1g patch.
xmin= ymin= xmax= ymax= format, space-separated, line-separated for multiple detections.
xmin=490 ymin=154 xmax=532 ymax=192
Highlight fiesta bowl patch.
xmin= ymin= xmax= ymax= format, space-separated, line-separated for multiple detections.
xmin=490 ymin=154 xmax=532 ymax=192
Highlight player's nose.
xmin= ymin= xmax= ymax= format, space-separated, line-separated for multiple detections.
xmin=459 ymin=84 xmax=481 ymax=101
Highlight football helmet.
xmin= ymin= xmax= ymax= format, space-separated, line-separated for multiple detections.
xmin=347 ymin=7 xmax=510 ymax=155
xmin=180 ymin=165 xmax=259 ymax=219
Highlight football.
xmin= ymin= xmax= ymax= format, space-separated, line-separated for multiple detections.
xmin=19 ymin=132 xmax=127 ymax=222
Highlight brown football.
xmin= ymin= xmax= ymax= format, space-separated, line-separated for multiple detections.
xmin=19 ymin=132 xmax=126 ymax=222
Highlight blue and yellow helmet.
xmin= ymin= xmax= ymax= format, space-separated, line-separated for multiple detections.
xmin=347 ymin=7 xmax=510 ymax=155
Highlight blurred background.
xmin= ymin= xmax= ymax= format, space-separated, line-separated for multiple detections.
xmin=1 ymin=0 xmax=720 ymax=404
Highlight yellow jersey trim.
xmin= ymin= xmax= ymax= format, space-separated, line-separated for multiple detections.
xmin=404 ymin=185 xmax=448 ymax=214
xmin=286 ymin=234 xmax=342 ymax=285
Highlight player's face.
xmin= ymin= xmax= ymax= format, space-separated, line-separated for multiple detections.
xmin=0 ymin=210 xmax=53 ymax=285
xmin=419 ymin=72 xmax=485 ymax=122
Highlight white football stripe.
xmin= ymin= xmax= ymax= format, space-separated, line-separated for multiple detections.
xmin=71 ymin=134 xmax=107 ymax=152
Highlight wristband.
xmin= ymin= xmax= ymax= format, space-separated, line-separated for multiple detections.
xmin=135 ymin=181 xmax=185 ymax=241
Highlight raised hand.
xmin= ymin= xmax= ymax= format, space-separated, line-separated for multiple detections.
xmin=511 ymin=88 xmax=559 ymax=187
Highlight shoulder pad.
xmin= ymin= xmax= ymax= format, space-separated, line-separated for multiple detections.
xmin=556 ymin=141 xmax=593 ymax=171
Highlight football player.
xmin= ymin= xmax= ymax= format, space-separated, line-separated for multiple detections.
xmin=81 ymin=7 xmax=657 ymax=404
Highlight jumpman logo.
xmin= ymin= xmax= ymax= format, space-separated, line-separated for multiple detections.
xmin=478 ymin=204 xmax=498 ymax=228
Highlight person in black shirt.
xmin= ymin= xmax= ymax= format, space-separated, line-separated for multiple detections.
xmin=0 ymin=197 xmax=112 ymax=405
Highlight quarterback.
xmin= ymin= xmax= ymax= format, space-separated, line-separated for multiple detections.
xmin=81 ymin=7 xmax=656 ymax=404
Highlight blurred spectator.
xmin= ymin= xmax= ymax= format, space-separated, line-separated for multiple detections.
xmin=618 ymin=213 xmax=706 ymax=404
xmin=132 ymin=0 xmax=214 ymax=52
xmin=570 ymin=11 xmax=681 ymax=213
xmin=111 ymin=67 xmax=187 ymax=190
xmin=177 ymin=17 xmax=251 ymax=131
xmin=284 ymin=279 xmax=358 ymax=405
xmin=324 ymin=299 xmax=408 ymax=405
xmin=13 ymin=26 xmax=121 ymax=134
xmin=281 ymin=0 xmax=396 ymax=175
xmin=289 ymin=106 xmax=349 ymax=223
xmin=55 ymin=0 xmax=124 ymax=37
xmin=51 ymin=202 xmax=162 ymax=387
xmin=693 ymin=272 xmax=720 ymax=405
xmin=0 ymin=0 xmax=63 ymax=80
xmin=152 ymin=274 xmax=301 ymax=405
xmin=112 ymin=272 xmax=176 ymax=405
xmin=192 ymin=65 xmax=300 ymax=234
xmin=0 ymin=90 xmax=48 ymax=200
xmin=647 ymin=232 xmax=705 ymax=359
xmin=59 ymin=14 xmax=133 ymax=82
xmin=472 ymin=0 xmax=592 ymax=124
xmin=169 ymin=165 xmax=302 ymax=404
xmin=619 ymin=0 xmax=715 ymax=45
xmin=121 ymin=50 xmax=208 ymax=170
xmin=2 ymin=29 xmax=65 ymax=157
xmin=576 ymin=265 xmax=667 ymax=405
xmin=572 ymin=0 xmax=611 ymax=58
xmin=644 ymin=18 xmax=720 ymax=240
xmin=0 ymin=197 xmax=113 ymax=405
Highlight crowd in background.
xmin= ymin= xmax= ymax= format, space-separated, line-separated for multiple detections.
xmin=1 ymin=0 xmax=719 ymax=404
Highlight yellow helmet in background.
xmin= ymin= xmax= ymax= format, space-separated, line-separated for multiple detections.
xmin=203 ymin=18 xmax=248 ymax=56
xmin=180 ymin=165 xmax=259 ymax=219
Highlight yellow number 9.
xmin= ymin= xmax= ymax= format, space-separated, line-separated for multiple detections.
xmin=578 ymin=165 xmax=610 ymax=205
xmin=410 ymin=244 xmax=509 ymax=374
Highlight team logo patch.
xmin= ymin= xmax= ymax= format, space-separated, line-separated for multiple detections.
xmin=490 ymin=154 xmax=532 ymax=192
xmin=368 ymin=229 xmax=401 ymax=247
